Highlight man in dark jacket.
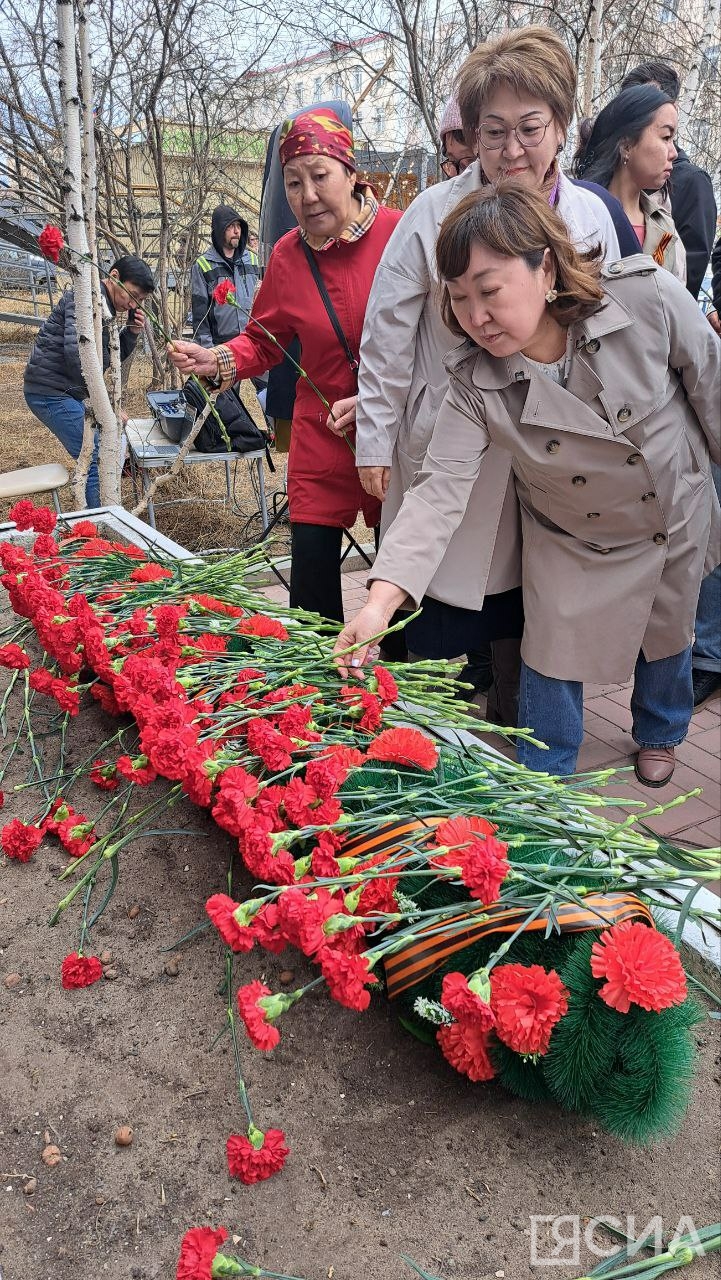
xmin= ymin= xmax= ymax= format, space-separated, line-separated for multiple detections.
xmin=621 ymin=60 xmax=717 ymax=298
xmin=23 ymin=255 xmax=154 ymax=508
xmin=190 ymin=205 xmax=259 ymax=347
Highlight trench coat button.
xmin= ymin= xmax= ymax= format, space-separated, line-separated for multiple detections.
xmin=626 ymin=452 xmax=641 ymax=464
xmin=546 ymin=439 xmax=561 ymax=453
xmin=653 ymin=532 xmax=667 ymax=544
xmin=572 ymin=475 xmax=586 ymax=486
xmin=585 ymin=338 xmax=601 ymax=353
xmin=641 ymin=491 xmax=656 ymax=502
xmin=607 ymin=262 xmax=624 ymax=275
xmin=586 ymin=512 xmax=601 ymax=519
xmin=598 ymin=547 xmax=611 ymax=554
xmin=617 ymin=405 xmax=632 ymax=423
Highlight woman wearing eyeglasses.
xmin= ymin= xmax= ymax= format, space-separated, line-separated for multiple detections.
xmin=342 ymin=27 xmax=620 ymax=726
xmin=438 ymin=97 xmax=477 ymax=178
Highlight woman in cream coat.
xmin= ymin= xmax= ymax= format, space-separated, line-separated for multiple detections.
xmin=335 ymin=185 xmax=720 ymax=786
xmin=339 ymin=25 xmax=620 ymax=722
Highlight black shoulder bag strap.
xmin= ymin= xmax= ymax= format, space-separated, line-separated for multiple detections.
xmin=299 ymin=237 xmax=359 ymax=374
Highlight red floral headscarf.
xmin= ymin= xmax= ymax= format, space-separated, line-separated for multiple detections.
xmin=278 ymin=108 xmax=355 ymax=172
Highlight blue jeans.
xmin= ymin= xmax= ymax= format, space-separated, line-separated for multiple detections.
xmin=24 ymin=391 xmax=100 ymax=508
xmin=517 ymin=648 xmax=693 ymax=776
xmin=692 ymin=463 xmax=721 ymax=675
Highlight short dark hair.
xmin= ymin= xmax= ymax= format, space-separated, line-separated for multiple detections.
xmin=621 ymin=59 xmax=680 ymax=102
xmin=110 ymin=255 xmax=155 ymax=294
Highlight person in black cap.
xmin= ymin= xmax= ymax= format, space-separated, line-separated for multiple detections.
xmin=190 ymin=205 xmax=260 ymax=347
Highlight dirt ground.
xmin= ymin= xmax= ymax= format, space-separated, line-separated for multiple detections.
xmin=1 ymin=602 xmax=720 ymax=1280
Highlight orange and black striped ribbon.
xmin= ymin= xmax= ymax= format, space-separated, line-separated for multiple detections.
xmin=335 ymin=819 xmax=655 ymax=1001
xmin=384 ymin=891 xmax=655 ymax=1000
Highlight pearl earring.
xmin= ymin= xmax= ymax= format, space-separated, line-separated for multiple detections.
xmin=545 ymin=288 xmax=558 ymax=303
xmin=622 ymin=153 xmax=629 ymax=165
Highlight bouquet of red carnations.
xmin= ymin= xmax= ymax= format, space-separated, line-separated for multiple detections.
xmin=1 ymin=500 xmax=718 ymax=1194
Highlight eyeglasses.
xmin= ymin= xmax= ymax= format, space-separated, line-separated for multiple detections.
xmin=441 ymin=154 xmax=474 ymax=177
xmin=476 ymin=117 xmax=553 ymax=151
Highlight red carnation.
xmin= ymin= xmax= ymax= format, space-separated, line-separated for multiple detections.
xmin=245 ymin=719 xmax=294 ymax=772
xmin=205 ymin=893 xmax=255 ymax=952
xmin=226 ymin=1127 xmax=289 ymax=1184
xmin=371 ymin=664 xmax=399 ymax=706
xmin=318 ymin=743 xmax=365 ymax=769
xmin=251 ymin=902 xmax=288 ymax=954
xmin=238 ymin=614 xmax=289 ymax=641
xmin=441 ymin=973 xmax=496 ymax=1028
xmin=491 ymin=963 xmax=568 ymax=1056
xmin=590 ymin=921 xmax=687 ymax=1014
xmin=2 ymin=818 xmax=43 ymax=862
xmin=61 ymin=951 xmax=103 ymax=989
xmin=130 ymin=562 xmax=173 ymax=582
xmin=366 ymin=726 xmax=438 ymax=771
xmin=437 ymin=1019 xmax=495 ymax=1082
xmin=68 ymin=520 xmax=98 ymax=538
xmin=213 ymin=279 xmax=237 ymax=305
xmin=29 ymin=506 xmax=57 ymax=534
xmin=89 ymin=759 xmax=118 ymax=791
xmin=434 ymin=814 xmax=498 ymax=848
xmin=191 ymin=592 xmax=245 ymax=618
xmin=177 ymin=1225 xmax=229 ymax=1280
xmin=57 ymin=814 xmax=97 ymax=858
xmin=0 ymin=643 xmax=31 ymax=670
xmin=319 ymin=947 xmax=377 ymax=1011
xmin=432 ymin=816 xmax=509 ymax=905
xmin=38 ymin=224 xmax=64 ymax=263
xmin=8 ymin=497 xmax=36 ymax=529
xmin=116 ymin=754 xmax=158 ymax=786
xmin=339 ymin=685 xmax=384 ymax=733
xmin=237 ymin=979 xmax=281 ymax=1051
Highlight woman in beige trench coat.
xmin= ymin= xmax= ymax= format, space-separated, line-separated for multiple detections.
xmin=334 ymin=184 xmax=720 ymax=785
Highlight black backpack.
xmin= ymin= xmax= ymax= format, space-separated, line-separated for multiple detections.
xmin=183 ymin=381 xmax=268 ymax=455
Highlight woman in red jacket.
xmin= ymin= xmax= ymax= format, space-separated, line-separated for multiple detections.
xmin=168 ymin=109 xmax=402 ymax=623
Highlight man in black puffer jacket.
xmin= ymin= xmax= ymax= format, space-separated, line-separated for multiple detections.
xmin=24 ymin=255 xmax=154 ymax=508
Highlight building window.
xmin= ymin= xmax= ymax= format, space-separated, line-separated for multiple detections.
xmin=353 ymin=67 xmax=363 ymax=92
xmin=373 ymin=107 xmax=385 ymax=134
xmin=295 ymin=82 xmax=304 ymax=107
xmin=313 ymin=76 xmax=322 ymax=99
xmin=658 ymin=0 xmax=678 ymax=20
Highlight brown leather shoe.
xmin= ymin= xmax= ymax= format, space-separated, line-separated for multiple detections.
xmin=634 ymin=746 xmax=676 ymax=788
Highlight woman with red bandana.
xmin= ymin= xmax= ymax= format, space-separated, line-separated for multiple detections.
xmin=168 ymin=108 xmax=402 ymax=624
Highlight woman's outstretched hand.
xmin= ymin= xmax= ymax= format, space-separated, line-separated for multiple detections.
xmin=327 ymin=395 xmax=357 ymax=436
xmin=166 ymin=340 xmax=219 ymax=378
xmin=333 ymin=604 xmax=391 ymax=679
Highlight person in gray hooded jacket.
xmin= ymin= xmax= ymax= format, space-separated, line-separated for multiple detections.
xmin=190 ymin=205 xmax=259 ymax=347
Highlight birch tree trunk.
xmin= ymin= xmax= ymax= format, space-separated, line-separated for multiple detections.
xmin=57 ymin=0 xmax=121 ymax=509
xmin=580 ymin=0 xmax=603 ymax=119
xmin=677 ymin=0 xmax=720 ymax=150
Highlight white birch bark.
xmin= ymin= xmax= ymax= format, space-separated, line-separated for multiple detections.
xmin=677 ymin=0 xmax=721 ymax=150
xmin=581 ymin=0 xmax=604 ymax=119
xmin=57 ymin=0 xmax=121 ymax=510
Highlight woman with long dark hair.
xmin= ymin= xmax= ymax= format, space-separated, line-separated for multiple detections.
xmin=573 ymin=85 xmax=686 ymax=281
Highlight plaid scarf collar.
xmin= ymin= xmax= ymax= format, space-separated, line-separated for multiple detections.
xmin=300 ymin=183 xmax=379 ymax=252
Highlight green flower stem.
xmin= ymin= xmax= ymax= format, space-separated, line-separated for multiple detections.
xmin=78 ymin=875 xmax=95 ymax=954
xmin=225 ymin=948 xmax=254 ymax=1129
